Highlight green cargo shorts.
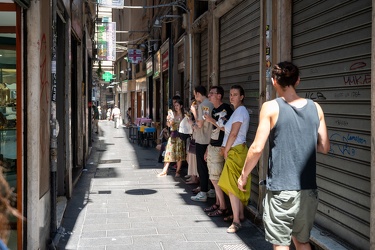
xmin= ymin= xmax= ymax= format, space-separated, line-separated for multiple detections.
xmin=263 ymin=189 xmax=319 ymax=246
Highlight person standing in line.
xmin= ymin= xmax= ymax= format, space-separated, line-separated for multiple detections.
xmin=125 ymin=107 xmax=132 ymax=127
xmin=111 ymin=105 xmax=121 ymax=129
xmin=202 ymin=86 xmax=233 ymax=216
xmin=217 ymin=85 xmax=250 ymax=233
xmin=190 ymin=86 xmax=214 ymax=202
xmin=185 ymin=98 xmax=199 ymax=185
xmin=238 ymin=61 xmax=330 ymax=249
xmin=92 ymin=104 xmax=99 ymax=134
xmin=157 ymin=100 xmax=186 ymax=177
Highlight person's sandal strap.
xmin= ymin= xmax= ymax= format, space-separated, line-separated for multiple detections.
xmin=208 ymin=208 xmax=227 ymax=217
xmin=203 ymin=204 xmax=219 ymax=212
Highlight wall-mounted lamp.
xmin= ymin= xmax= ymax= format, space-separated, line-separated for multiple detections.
xmin=154 ymin=15 xmax=182 ymax=28
xmin=154 ymin=19 xmax=162 ymax=28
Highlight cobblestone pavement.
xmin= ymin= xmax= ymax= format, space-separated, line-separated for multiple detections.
xmin=56 ymin=120 xmax=272 ymax=250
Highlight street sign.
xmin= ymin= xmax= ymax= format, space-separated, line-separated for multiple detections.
xmin=128 ymin=49 xmax=143 ymax=64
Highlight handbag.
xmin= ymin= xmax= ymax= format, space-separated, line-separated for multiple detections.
xmin=188 ymin=137 xmax=196 ymax=154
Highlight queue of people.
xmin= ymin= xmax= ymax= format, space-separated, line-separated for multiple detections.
xmin=156 ymin=61 xmax=330 ymax=250
xmin=156 ymin=84 xmax=248 ymax=233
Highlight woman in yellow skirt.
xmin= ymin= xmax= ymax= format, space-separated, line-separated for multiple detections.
xmin=218 ymin=85 xmax=251 ymax=233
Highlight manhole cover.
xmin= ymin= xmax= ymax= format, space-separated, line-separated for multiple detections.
xmin=125 ymin=189 xmax=157 ymax=195
xmin=99 ymin=159 xmax=121 ymax=164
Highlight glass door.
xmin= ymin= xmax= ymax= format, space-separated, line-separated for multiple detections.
xmin=0 ymin=3 xmax=21 ymax=249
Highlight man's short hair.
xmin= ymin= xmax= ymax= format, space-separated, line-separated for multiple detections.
xmin=194 ymin=85 xmax=207 ymax=97
xmin=210 ymin=86 xmax=224 ymax=99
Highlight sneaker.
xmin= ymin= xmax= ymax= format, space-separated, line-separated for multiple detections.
xmin=207 ymin=189 xmax=216 ymax=198
xmin=191 ymin=192 xmax=207 ymax=202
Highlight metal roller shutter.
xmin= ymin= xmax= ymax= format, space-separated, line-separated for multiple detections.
xmin=200 ymin=29 xmax=208 ymax=86
xmin=292 ymin=1 xmax=371 ymax=249
xmin=219 ymin=0 xmax=260 ymax=207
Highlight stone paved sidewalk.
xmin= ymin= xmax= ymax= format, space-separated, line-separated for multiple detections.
xmin=56 ymin=120 xmax=272 ymax=250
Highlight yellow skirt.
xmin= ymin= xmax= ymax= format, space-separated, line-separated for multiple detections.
xmin=218 ymin=143 xmax=251 ymax=205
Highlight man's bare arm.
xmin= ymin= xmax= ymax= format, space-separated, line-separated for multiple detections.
xmin=315 ymin=102 xmax=330 ymax=154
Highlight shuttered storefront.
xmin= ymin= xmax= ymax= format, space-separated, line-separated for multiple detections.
xmin=292 ymin=1 xmax=371 ymax=249
xmin=200 ymin=29 xmax=208 ymax=86
xmin=219 ymin=0 xmax=260 ymax=206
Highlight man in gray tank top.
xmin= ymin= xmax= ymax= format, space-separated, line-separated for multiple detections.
xmin=237 ymin=61 xmax=330 ymax=250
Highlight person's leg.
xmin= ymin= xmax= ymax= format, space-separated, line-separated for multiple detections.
xmin=291 ymin=189 xmax=318 ymax=250
xmin=195 ymin=143 xmax=209 ymax=192
xmin=273 ymin=245 xmax=290 ymax=250
xmin=228 ymin=192 xmax=242 ymax=224
xmin=157 ymin=162 xmax=169 ymax=177
xmin=291 ymin=238 xmax=311 ymax=250
xmin=212 ymin=180 xmax=226 ymax=210
xmin=175 ymin=161 xmax=182 ymax=177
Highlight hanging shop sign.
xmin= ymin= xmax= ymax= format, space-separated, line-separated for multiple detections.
xmin=162 ymin=50 xmax=169 ymax=72
xmin=146 ymin=58 xmax=153 ymax=77
xmin=97 ymin=0 xmax=124 ymax=7
xmin=153 ymin=51 xmax=160 ymax=78
xmin=128 ymin=49 xmax=143 ymax=64
xmin=97 ymin=22 xmax=116 ymax=61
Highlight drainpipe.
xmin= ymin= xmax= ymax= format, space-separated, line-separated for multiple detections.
xmin=49 ymin=0 xmax=58 ymax=244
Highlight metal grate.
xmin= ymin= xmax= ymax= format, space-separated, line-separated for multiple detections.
xmin=94 ymin=168 xmax=116 ymax=178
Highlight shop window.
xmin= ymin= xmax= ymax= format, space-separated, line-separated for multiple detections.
xmin=0 ymin=4 xmax=20 ymax=249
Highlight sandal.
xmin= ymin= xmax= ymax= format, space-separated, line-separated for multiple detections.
xmin=157 ymin=172 xmax=167 ymax=177
xmin=224 ymin=214 xmax=246 ymax=222
xmin=203 ymin=204 xmax=219 ymax=212
xmin=208 ymin=208 xmax=227 ymax=217
xmin=175 ymin=172 xmax=181 ymax=177
xmin=227 ymin=222 xmax=241 ymax=233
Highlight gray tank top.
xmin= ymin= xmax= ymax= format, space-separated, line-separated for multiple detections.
xmin=266 ymin=97 xmax=320 ymax=191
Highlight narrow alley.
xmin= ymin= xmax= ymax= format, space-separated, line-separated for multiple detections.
xmin=56 ymin=120 xmax=271 ymax=250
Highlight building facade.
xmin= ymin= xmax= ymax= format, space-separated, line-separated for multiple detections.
xmin=114 ymin=0 xmax=375 ymax=249
xmin=0 ymin=0 xmax=95 ymax=248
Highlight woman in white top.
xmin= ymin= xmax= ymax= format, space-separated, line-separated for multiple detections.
xmin=218 ymin=85 xmax=251 ymax=233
